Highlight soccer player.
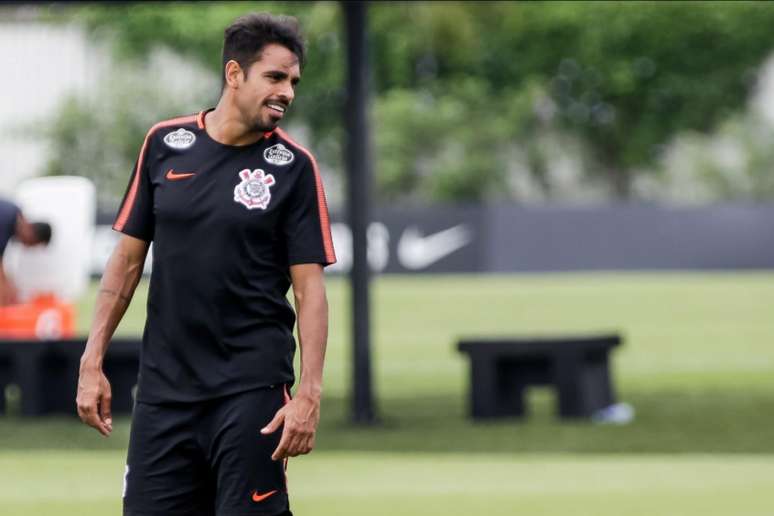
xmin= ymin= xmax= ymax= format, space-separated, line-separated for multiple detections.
xmin=0 ymin=197 xmax=52 ymax=305
xmin=76 ymin=13 xmax=336 ymax=516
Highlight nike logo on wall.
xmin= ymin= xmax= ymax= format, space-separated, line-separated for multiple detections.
xmin=397 ymin=224 xmax=473 ymax=270
xmin=251 ymin=490 xmax=278 ymax=503
xmin=166 ymin=169 xmax=196 ymax=181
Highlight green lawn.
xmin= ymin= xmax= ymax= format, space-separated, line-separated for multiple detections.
xmin=1 ymin=451 xmax=772 ymax=516
xmin=2 ymin=273 xmax=774 ymax=514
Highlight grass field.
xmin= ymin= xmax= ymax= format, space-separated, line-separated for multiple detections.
xmin=2 ymin=273 xmax=773 ymax=514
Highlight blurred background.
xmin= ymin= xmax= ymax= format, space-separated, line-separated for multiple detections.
xmin=1 ymin=2 xmax=773 ymax=515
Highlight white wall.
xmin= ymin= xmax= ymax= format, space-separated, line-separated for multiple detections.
xmin=0 ymin=16 xmax=106 ymax=194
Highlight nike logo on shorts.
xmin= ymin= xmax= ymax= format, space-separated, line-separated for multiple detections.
xmin=251 ymin=489 xmax=278 ymax=503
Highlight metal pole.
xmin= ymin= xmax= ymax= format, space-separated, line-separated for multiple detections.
xmin=343 ymin=1 xmax=376 ymax=424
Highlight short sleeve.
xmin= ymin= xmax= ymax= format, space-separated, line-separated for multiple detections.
xmin=0 ymin=200 xmax=20 ymax=255
xmin=282 ymin=157 xmax=336 ymax=266
xmin=113 ymin=134 xmax=155 ymax=242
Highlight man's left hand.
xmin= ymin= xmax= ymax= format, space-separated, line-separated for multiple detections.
xmin=261 ymin=393 xmax=320 ymax=460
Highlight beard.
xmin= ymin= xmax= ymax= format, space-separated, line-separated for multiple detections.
xmin=250 ymin=115 xmax=277 ymax=133
xmin=249 ymin=104 xmax=284 ymax=133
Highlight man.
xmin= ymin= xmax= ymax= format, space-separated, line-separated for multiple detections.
xmin=0 ymin=198 xmax=52 ymax=305
xmin=76 ymin=13 xmax=336 ymax=516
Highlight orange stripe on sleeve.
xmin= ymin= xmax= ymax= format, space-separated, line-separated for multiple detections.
xmin=276 ymin=128 xmax=337 ymax=264
xmin=113 ymin=114 xmax=198 ymax=232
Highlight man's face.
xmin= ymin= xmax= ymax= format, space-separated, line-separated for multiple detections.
xmin=15 ymin=217 xmax=45 ymax=247
xmin=232 ymin=43 xmax=301 ymax=132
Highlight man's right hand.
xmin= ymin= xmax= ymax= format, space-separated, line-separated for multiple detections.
xmin=75 ymin=235 xmax=149 ymax=437
xmin=76 ymin=364 xmax=113 ymax=436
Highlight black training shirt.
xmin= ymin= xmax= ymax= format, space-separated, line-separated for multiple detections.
xmin=113 ymin=110 xmax=336 ymax=403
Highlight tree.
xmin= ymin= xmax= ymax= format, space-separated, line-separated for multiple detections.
xmin=44 ymin=1 xmax=774 ymax=202
xmin=366 ymin=2 xmax=774 ymax=198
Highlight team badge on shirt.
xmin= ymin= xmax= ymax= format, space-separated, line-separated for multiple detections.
xmin=233 ymin=169 xmax=276 ymax=210
xmin=263 ymin=143 xmax=295 ymax=166
xmin=163 ymin=128 xmax=196 ymax=150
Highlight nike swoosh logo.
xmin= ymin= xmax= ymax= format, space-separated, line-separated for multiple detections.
xmin=397 ymin=224 xmax=473 ymax=270
xmin=166 ymin=169 xmax=196 ymax=180
xmin=251 ymin=490 xmax=278 ymax=503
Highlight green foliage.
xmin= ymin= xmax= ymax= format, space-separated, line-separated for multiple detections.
xmin=42 ymin=1 xmax=774 ymax=202
xmin=71 ymin=1 xmax=345 ymax=154
xmin=637 ymin=112 xmax=774 ymax=202
xmin=508 ymin=2 xmax=774 ymax=196
xmin=373 ymin=81 xmax=534 ymax=201
xmin=373 ymin=2 xmax=774 ymax=197
xmin=375 ymin=1 xmax=774 ymax=198
xmin=40 ymin=49 xmax=217 ymax=208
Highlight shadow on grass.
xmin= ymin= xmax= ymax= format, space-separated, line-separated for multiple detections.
xmin=317 ymin=387 xmax=774 ymax=454
xmin=1 ymin=388 xmax=772 ymax=454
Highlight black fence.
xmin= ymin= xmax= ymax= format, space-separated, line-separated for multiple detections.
xmin=93 ymin=203 xmax=774 ymax=275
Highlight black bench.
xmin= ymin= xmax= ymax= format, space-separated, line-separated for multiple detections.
xmin=457 ymin=334 xmax=621 ymax=419
xmin=0 ymin=338 xmax=140 ymax=416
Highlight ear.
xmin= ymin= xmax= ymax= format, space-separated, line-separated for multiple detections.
xmin=224 ymin=59 xmax=243 ymax=89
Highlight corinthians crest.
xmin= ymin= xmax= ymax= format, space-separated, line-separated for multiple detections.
xmin=234 ymin=169 xmax=276 ymax=210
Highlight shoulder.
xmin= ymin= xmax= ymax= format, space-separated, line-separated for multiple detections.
xmin=272 ymin=128 xmax=319 ymax=169
xmin=0 ymin=199 xmax=19 ymax=222
xmin=144 ymin=112 xmax=203 ymax=144
xmin=132 ymin=112 xmax=202 ymax=167
xmin=0 ymin=198 xmax=19 ymax=213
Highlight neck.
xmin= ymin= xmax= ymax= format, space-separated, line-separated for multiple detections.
xmin=204 ymin=96 xmax=266 ymax=146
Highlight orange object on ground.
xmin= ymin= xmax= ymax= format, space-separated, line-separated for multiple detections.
xmin=0 ymin=293 xmax=76 ymax=340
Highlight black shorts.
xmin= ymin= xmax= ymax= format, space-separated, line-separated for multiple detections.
xmin=123 ymin=385 xmax=293 ymax=516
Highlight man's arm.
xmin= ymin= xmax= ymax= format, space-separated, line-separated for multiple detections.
xmin=0 ymin=264 xmax=17 ymax=306
xmin=261 ymin=263 xmax=329 ymax=460
xmin=76 ymin=234 xmax=149 ymax=436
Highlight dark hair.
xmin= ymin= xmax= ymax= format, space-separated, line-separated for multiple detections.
xmin=222 ymin=12 xmax=305 ymax=88
xmin=31 ymin=222 xmax=52 ymax=245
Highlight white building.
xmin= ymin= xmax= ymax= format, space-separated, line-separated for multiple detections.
xmin=0 ymin=7 xmax=106 ymax=195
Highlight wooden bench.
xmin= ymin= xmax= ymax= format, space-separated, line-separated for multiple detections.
xmin=457 ymin=334 xmax=621 ymax=419
xmin=0 ymin=338 xmax=140 ymax=416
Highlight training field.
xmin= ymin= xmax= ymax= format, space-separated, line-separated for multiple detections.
xmin=1 ymin=273 xmax=773 ymax=515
